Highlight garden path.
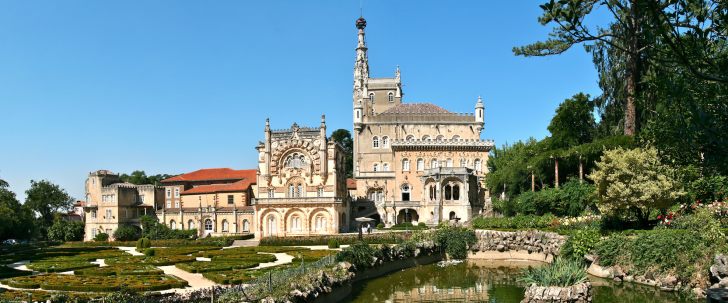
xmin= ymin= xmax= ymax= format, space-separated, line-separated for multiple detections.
xmin=252 ymin=252 xmax=293 ymax=269
xmin=157 ymin=265 xmax=216 ymax=293
xmin=230 ymin=239 xmax=259 ymax=248
xmin=291 ymin=245 xmax=350 ymax=251
xmin=117 ymin=246 xmax=144 ymax=256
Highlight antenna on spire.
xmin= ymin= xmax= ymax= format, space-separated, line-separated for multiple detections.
xmin=360 ymin=0 xmax=362 ymax=17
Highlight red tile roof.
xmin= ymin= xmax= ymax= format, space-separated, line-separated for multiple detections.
xmin=73 ymin=201 xmax=85 ymax=206
xmin=162 ymin=168 xmax=257 ymax=183
xmin=380 ymin=103 xmax=453 ymax=115
xmin=181 ymin=179 xmax=253 ymax=195
xmin=347 ymin=178 xmax=357 ymax=189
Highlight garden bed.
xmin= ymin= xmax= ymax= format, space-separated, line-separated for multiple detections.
xmin=74 ymin=265 xmax=163 ymax=276
xmin=104 ymin=255 xmax=195 ymax=266
xmin=175 ymin=261 xmax=260 ymax=273
xmin=1 ymin=273 xmax=188 ymax=292
xmin=259 ymin=233 xmax=412 ymax=246
xmin=26 ymin=261 xmax=99 ymax=273
xmin=202 ymin=263 xmax=299 ymax=285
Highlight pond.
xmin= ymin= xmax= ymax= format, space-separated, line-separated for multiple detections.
xmin=341 ymin=260 xmax=693 ymax=303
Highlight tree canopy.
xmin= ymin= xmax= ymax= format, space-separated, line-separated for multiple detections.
xmin=24 ymin=180 xmax=74 ymax=240
xmin=119 ymin=171 xmax=179 ymax=186
xmin=331 ymin=129 xmax=354 ymax=178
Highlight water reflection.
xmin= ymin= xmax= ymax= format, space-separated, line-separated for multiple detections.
xmin=343 ymin=260 xmax=692 ymax=303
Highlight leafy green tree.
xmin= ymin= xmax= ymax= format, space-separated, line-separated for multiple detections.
xmin=120 ymin=171 xmax=178 ymax=186
xmin=0 ymin=186 xmax=35 ymax=240
xmin=25 ymin=180 xmax=74 ymax=240
xmin=0 ymin=178 xmax=8 ymax=188
xmin=587 ymin=146 xmax=685 ymax=225
xmin=548 ymin=92 xmax=596 ymax=149
xmin=331 ymin=129 xmax=354 ymax=178
xmin=47 ymin=216 xmax=85 ymax=241
xmin=113 ymin=225 xmax=139 ymax=241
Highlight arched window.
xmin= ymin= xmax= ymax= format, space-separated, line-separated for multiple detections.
xmin=382 ymin=136 xmax=389 ymax=148
xmin=444 ymin=184 xmax=452 ymax=200
xmin=243 ymin=220 xmax=250 ymax=232
xmin=402 ymin=158 xmax=410 ymax=171
xmin=453 ymin=184 xmax=460 ymax=200
xmin=288 ymin=184 xmax=295 ymax=197
xmin=372 ymin=136 xmax=379 ymax=148
xmin=431 ymin=159 xmax=438 ymax=169
xmin=417 ymin=158 xmax=424 ymax=171
xmin=369 ymin=93 xmax=374 ymax=102
xmin=296 ymin=184 xmax=303 ymax=197
xmin=475 ymin=159 xmax=482 ymax=172
xmin=460 ymin=158 xmax=467 ymax=167
xmin=446 ymin=158 xmax=453 ymax=167
xmin=369 ymin=191 xmax=376 ymax=201
xmin=401 ymin=185 xmax=411 ymax=201
xmin=382 ymin=163 xmax=389 ymax=171
xmin=436 ymin=135 xmax=445 ymax=142
xmin=285 ymin=153 xmax=308 ymax=168
xmin=373 ymin=163 xmax=379 ymax=172
xmin=388 ymin=92 xmax=394 ymax=102
xmin=188 ymin=220 xmax=195 ymax=230
xmin=406 ymin=135 xmax=415 ymax=142
xmin=450 ymin=211 xmax=457 ymax=220
xmin=315 ymin=216 xmax=326 ymax=230
xmin=422 ymin=135 xmax=431 ymax=141
xmin=205 ymin=219 xmax=213 ymax=232
xmin=222 ymin=220 xmax=229 ymax=231
xmin=267 ymin=217 xmax=276 ymax=237
xmin=452 ymin=135 xmax=461 ymax=141
xmin=170 ymin=220 xmax=176 ymax=230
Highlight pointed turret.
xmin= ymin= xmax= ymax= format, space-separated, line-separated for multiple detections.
xmin=353 ymin=17 xmax=370 ymax=105
xmin=475 ymin=95 xmax=485 ymax=133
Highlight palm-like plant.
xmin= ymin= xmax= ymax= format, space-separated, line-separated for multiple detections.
xmin=518 ymin=257 xmax=587 ymax=287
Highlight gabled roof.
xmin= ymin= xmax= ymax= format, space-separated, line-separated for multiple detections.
xmin=180 ymin=179 xmax=253 ymax=195
xmin=379 ymin=103 xmax=453 ymax=115
xmin=347 ymin=178 xmax=357 ymax=189
xmin=162 ymin=168 xmax=256 ymax=183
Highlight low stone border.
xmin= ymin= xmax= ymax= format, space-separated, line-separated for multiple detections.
xmin=520 ymin=282 xmax=592 ymax=303
xmin=468 ymin=250 xmax=554 ymax=263
xmin=586 ymin=263 xmax=705 ymax=297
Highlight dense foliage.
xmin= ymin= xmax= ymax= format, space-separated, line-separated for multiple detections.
xmin=118 ymin=170 xmax=179 ymax=186
xmin=139 ymin=215 xmax=196 ymax=240
xmin=47 ymin=216 xmax=85 ymax=242
xmin=432 ymin=224 xmax=477 ymax=259
xmin=24 ymin=180 xmax=75 ymax=240
xmin=113 ymin=225 xmax=139 ymax=242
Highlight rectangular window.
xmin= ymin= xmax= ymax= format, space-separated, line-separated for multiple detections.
xmin=91 ymin=210 xmax=97 ymax=219
xmin=140 ymin=195 xmax=145 ymax=203
xmin=123 ymin=209 xmax=127 ymax=219
xmin=317 ymin=188 xmax=324 ymax=197
xmin=175 ymin=201 xmax=179 ymax=208
xmin=92 ymin=178 xmax=95 ymax=185
xmin=112 ymin=195 xmax=116 ymax=202
xmin=174 ymin=188 xmax=179 ymax=198
xmin=91 ymin=228 xmax=97 ymax=238
xmin=228 ymin=195 xmax=234 ymax=204
xmin=166 ymin=189 xmax=171 ymax=198
xmin=166 ymin=201 xmax=171 ymax=208
xmin=268 ymin=189 xmax=274 ymax=198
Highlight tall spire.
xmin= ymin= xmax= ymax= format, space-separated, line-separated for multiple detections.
xmin=353 ymin=17 xmax=369 ymax=104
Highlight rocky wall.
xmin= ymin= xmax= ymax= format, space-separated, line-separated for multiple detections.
xmin=471 ymin=230 xmax=566 ymax=256
xmin=520 ymin=282 xmax=592 ymax=303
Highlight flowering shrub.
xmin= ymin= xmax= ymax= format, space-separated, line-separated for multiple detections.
xmin=552 ymin=213 xmax=602 ymax=230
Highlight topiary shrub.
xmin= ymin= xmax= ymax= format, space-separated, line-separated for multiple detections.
xmin=137 ymin=238 xmax=151 ymax=249
xmin=418 ymin=222 xmax=426 ymax=227
xmin=328 ymin=239 xmax=340 ymax=249
xmin=93 ymin=233 xmax=109 ymax=242
xmin=144 ymin=248 xmax=155 ymax=257
xmin=377 ymin=223 xmax=384 ymax=229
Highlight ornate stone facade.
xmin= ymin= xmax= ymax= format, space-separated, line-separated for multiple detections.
xmin=253 ymin=116 xmax=349 ymax=238
xmin=351 ymin=18 xmax=494 ymax=227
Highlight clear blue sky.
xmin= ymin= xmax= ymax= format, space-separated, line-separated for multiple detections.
xmin=0 ymin=1 xmax=612 ymax=203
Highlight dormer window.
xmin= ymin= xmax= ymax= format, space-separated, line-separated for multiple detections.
xmin=388 ymin=92 xmax=394 ymax=102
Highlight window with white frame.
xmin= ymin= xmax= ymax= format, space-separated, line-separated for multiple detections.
xmin=166 ymin=189 xmax=171 ymax=198
xmin=369 ymin=93 xmax=374 ymax=102
xmin=402 ymin=158 xmax=410 ymax=171
xmin=446 ymin=158 xmax=453 ymax=167
xmin=170 ymin=220 xmax=176 ymax=229
xmin=372 ymin=136 xmax=379 ymax=148
xmin=92 ymin=178 xmax=95 ymax=185
xmin=296 ymin=184 xmax=303 ymax=197
xmin=288 ymin=184 xmax=295 ymax=197
xmin=112 ymin=195 xmax=115 ymax=202
xmin=189 ymin=220 xmax=195 ymax=230
xmin=285 ymin=153 xmax=308 ymax=168
xmin=268 ymin=188 xmax=275 ymax=198
xmin=401 ymin=184 xmax=411 ymax=201
xmin=166 ymin=201 xmax=171 ymax=208
xmin=106 ymin=209 xmax=112 ymax=219
xmin=475 ymin=159 xmax=482 ymax=172
xmin=315 ymin=216 xmax=325 ymax=230
xmin=91 ymin=228 xmax=97 ymax=238
xmin=382 ymin=136 xmax=389 ymax=148
xmin=460 ymin=158 xmax=467 ymax=167
xmin=431 ymin=159 xmax=438 ymax=169
xmin=91 ymin=210 xmax=97 ymax=219
xmin=175 ymin=201 xmax=179 ymax=208
xmin=388 ymin=92 xmax=394 ymax=102
xmin=417 ymin=159 xmax=424 ymax=171
xmin=317 ymin=188 xmax=324 ymax=197
xmin=383 ymin=163 xmax=390 ymax=171
xmin=140 ymin=195 xmax=145 ymax=203
xmin=243 ymin=220 xmax=250 ymax=231
xmin=222 ymin=220 xmax=229 ymax=231
xmin=373 ymin=163 xmax=379 ymax=172
xmin=292 ymin=216 xmax=301 ymax=230
xmin=174 ymin=188 xmax=179 ymax=198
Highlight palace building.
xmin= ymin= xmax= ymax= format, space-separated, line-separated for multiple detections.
xmin=350 ymin=17 xmax=494 ymax=227
xmin=252 ymin=116 xmax=350 ymax=239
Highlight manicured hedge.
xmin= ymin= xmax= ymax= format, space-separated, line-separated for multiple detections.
xmin=290 ymin=250 xmax=338 ymax=263
xmin=228 ymin=234 xmax=255 ymax=240
xmin=259 ymin=233 xmax=412 ymax=246
xmin=26 ymin=261 xmax=98 ymax=273
xmin=2 ymin=273 xmax=189 ymax=292
xmin=74 ymin=265 xmax=163 ymax=276
xmin=202 ymin=263 xmax=299 ymax=285
xmin=0 ymin=289 xmax=105 ymax=302
xmin=104 ymin=255 xmax=195 ymax=266
xmin=0 ymin=265 xmax=33 ymax=279
xmin=59 ymin=237 xmax=235 ymax=248
xmin=175 ymin=261 xmax=259 ymax=273
xmin=211 ymin=253 xmax=277 ymax=263
xmin=200 ymin=246 xmax=308 ymax=258
xmin=141 ymin=246 xmax=221 ymax=256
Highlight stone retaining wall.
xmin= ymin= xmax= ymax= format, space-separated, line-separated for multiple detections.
xmin=520 ymin=282 xmax=592 ymax=303
xmin=470 ymin=230 xmax=566 ymax=262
